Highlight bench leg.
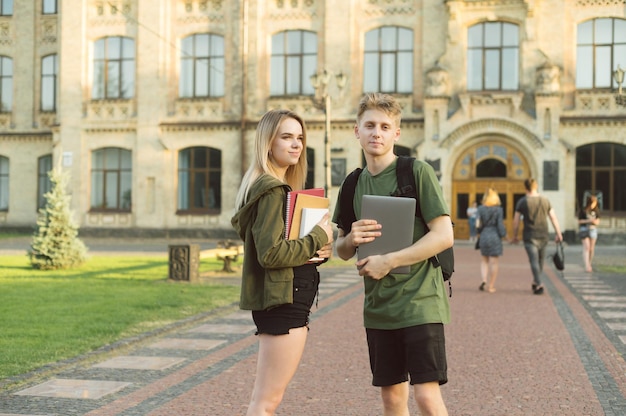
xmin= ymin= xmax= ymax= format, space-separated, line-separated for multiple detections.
xmin=221 ymin=257 xmax=235 ymax=273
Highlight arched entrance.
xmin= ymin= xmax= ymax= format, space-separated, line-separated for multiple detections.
xmin=452 ymin=140 xmax=531 ymax=239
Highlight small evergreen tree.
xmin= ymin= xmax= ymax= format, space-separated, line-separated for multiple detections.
xmin=29 ymin=167 xmax=88 ymax=270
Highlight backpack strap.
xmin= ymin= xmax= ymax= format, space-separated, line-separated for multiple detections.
xmin=391 ymin=156 xmax=421 ymax=218
xmin=392 ymin=156 xmax=443 ymax=269
xmin=338 ymin=167 xmax=363 ymax=233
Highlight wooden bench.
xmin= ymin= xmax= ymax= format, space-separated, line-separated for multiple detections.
xmin=200 ymin=240 xmax=243 ymax=273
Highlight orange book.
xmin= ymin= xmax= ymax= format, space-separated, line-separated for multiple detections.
xmin=288 ymin=194 xmax=329 ymax=240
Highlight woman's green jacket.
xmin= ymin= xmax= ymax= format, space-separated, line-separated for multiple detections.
xmin=231 ymin=174 xmax=329 ymax=310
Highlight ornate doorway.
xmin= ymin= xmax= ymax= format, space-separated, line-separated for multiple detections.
xmin=452 ymin=140 xmax=531 ymax=240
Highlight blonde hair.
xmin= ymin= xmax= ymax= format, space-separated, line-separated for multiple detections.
xmin=235 ymin=109 xmax=308 ymax=209
xmin=482 ymin=188 xmax=502 ymax=207
xmin=356 ymin=93 xmax=402 ymax=127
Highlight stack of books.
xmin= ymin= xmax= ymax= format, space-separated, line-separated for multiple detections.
xmin=285 ymin=188 xmax=329 ymax=262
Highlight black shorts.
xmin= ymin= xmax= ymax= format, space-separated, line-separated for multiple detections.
xmin=366 ymin=323 xmax=448 ymax=386
xmin=252 ymin=264 xmax=320 ymax=336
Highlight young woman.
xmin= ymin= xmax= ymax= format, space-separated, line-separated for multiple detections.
xmin=578 ymin=195 xmax=600 ymax=273
xmin=476 ymin=188 xmax=506 ymax=293
xmin=231 ymin=109 xmax=333 ymax=416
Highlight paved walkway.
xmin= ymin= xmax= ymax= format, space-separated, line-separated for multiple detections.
xmin=1 ymin=240 xmax=626 ymax=415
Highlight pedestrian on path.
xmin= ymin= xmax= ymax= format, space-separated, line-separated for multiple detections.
xmin=231 ymin=109 xmax=334 ymax=416
xmin=467 ymin=201 xmax=478 ymax=243
xmin=578 ymin=194 xmax=600 ymax=273
xmin=333 ymin=93 xmax=453 ymax=415
xmin=511 ymin=178 xmax=563 ymax=295
xmin=476 ymin=188 xmax=506 ymax=293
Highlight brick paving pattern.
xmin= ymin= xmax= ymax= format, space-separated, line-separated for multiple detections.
xmin=1 ymin=240 xmax=625 ymax=415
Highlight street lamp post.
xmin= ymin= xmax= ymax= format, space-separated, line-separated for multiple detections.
xmin=310 ymin=69 xmax=347 ymax=199
xmin=614 ymin=66 xmax=625 ymax=107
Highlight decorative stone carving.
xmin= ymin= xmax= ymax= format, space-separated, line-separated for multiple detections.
xmin=425 ymin=63 xmax=450 ymax=97
xmin=536 ymin=62 xmax=560 ymax=94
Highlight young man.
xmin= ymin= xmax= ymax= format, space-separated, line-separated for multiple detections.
xmin=333 ymin=93 xmax=453 ymax=416
xmin=511 ymin=178 xmax=563 ymax=295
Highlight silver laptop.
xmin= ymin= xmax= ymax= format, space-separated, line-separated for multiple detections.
xmin=358 ymin=195 xmax=416 ymax=274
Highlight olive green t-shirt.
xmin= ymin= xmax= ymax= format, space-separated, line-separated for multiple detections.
xmin=332 ymin=159 xmax=451 ymax=329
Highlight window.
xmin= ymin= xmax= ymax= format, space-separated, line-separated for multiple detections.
xmin=42 ymin=0 xmax=56 ymax=14
xmin=180 ymin=33 xmax=224 ymax=98
xmin=305 ymin=148 xmax=315 ymax=189
xmin=0 ymin=156 xmax=7 ymax=210
xmin=0 ymin=56 xmax=12 ymax=112
xmin=271 ymin=30 xmax=317 ymax=96
xmin=37 ymin=155 xmax=52 ymax=209
xmin=0 ymin=0 xmax=12 ymax=16
xmin=41 ymin=54 xmax=57 ymax=111
xmin=363 ymin=26 xmax=413 ymax=93
xmin=467 ymin=22 xmax=519 ymax=91
xmin=90 ymin=148 xmax=132 ymax=211
xmin=92 ymin=37 xmax=135 ymax=100
xmin=178 ymin=147 xmax=221 ymax=213
xmin=576 ymin=18 xmax=626 ymax=89
xmin=576 ymin=142 xmax=626 ymax=214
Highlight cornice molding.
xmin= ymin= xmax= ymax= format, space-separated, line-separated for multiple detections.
xmin=575 ymin=0 xmax=626 ymax=6
xmin=560 ymin=116 xmax=626 ymax=126
xmin=0 ymin=132 xmax=53 ymax=142
xmin=159 ymin=121 xmax=240 ymax=132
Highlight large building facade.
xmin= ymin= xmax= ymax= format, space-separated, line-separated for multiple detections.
xmin=0 ymin=0 xmax=625 ymax=242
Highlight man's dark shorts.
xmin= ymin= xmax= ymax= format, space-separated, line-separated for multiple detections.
xmin=366 ymin=323 xmax=447 ymax=386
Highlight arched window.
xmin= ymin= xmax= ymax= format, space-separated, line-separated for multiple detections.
xmin=41 ymin=54 xmax=58 ymax=111
xmin=90 ymin=148 xmax=132 ymax=211
xmin=178 ymin=147 xmax=222 ymax=214
xmin=467 ymin=22 xmax=519 ymax=91
xmin=576 ymin=18 xmax=626 ymax=89
xmin=0 ymin=56 xmax=13 ymax=112
xmin=92 ymin=36 xmax=135 ymax=99
xmin=0 ymin=155 xmax=8 ymax=211
xmin=476 ymin=159 xmax=507 ymax=178
xmin=180 ymin=33 xmax=225 ymax=98
xmin=576 ymin=142 xmax=626 ymax=214
xmin=271 ymin=30 xmax=317 ymax=96
xmin=363 ymin=26 xmax=413 ymax=93
xmin=37 ymin=154 xmax=52 ymax=209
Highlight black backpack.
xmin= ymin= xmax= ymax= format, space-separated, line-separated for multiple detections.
xmin=338 ymin=156 xmax=455 ymax=295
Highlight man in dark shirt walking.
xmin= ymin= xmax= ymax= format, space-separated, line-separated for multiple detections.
xmin=511 ymin=178 xmax=563 ymax=294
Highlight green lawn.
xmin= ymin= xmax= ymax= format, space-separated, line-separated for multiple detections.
xmin=0 ymin=255 xmax=240 ymax=380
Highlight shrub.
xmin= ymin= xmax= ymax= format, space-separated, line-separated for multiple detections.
xmin=29 ymin=168 xmax=88 ymax=270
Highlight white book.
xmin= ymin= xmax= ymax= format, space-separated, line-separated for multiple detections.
xmin=299 ymin=208 xmax=329 ymax=238
xmin=299 ymin=207 xmax=329 ymax=263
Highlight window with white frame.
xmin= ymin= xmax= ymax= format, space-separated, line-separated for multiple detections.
xmin=178 ymin=147 xmax=221 ymax=213
xmin=576 ymin=18 xmax=626 ymax=90
xmin=363 ymin=26 xmax=413 ymax=94
xmin=42 ymin=0 xmax=56 ymax=14
xmin=180 ymin=33 xmax=225 ymax=98
xmin=41 ymin=54 xmax=58 ymax=111
xmin=90 ymin=148 xmax=132 ymax=211
xmin=0 ymin=56 xmax=13 ymax=112
xmin=467 ymin=22 xmax=519 ymax=91
xmin=92 ymin=37 xmax=135 ymax=100
xmin=270 ymin=30 xmax=317 ymax=96
xmin=0 ymin=155 xmax=8 ymax=211
xmin=37 ymin=155 xmax=52 ymax=209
